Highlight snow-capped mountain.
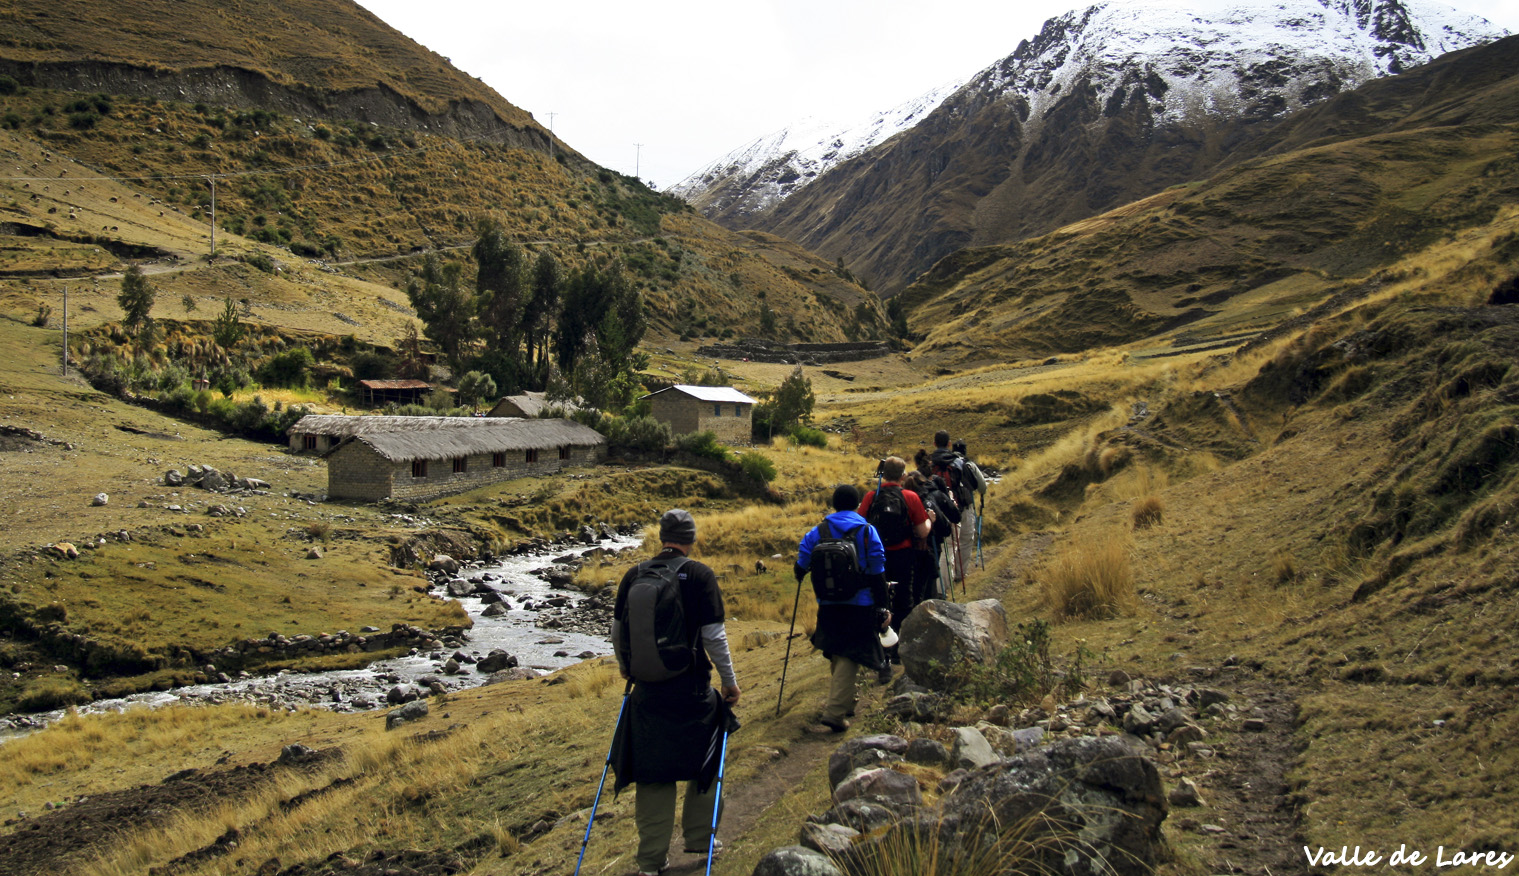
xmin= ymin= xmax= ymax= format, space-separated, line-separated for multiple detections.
xmin=669 ymin=81 xmax=960 ymax=218
xmin=678 ymin=0 xmax=1506 ymax=293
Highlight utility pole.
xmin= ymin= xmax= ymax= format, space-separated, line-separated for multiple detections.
xmin=634 ymin=143 xmax=643 ymax=181
xmin=547 ymin=112 xmax=557 ymax=159
xmin=206 ymin=175 xmax=217 ymax=259
xmin=61 ymin=286 xmax=69 ymax=377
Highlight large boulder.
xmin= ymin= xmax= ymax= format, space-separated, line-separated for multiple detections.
xmin=827 ymin=735 xmax=909 ymax=789
xmin=937 ymin=736 xmax=1167 ymax=876
xmin=385 ymin=699 xmax=429 ymax=730
xmin=898 ymin=599 xmax=1009 ymax=690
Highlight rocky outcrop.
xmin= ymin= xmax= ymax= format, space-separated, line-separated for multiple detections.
xmin=897 ymin=599 xmax=1009 ymax=690
xmin=163 ymin=466 xmax=271 ymax=494
xmin=754 ymin=733 xmax=1167 ymax=876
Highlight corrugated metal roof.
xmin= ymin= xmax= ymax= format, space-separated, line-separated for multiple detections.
xmin=329 ymin=418 xmax=605 ymax=462
xmin=643 ymin=385 xmax=757 ymax=404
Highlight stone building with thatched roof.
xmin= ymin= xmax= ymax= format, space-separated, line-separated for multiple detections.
xmin=309 ymin=417 xmax=604 ymax=501
xmin=642 ymin=385 xmax=757 ymax=445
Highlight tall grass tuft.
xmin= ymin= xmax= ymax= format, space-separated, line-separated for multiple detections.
xmin=1131 ymin=495 xmax=1164 ymax=529
xmin=832 ymin=807 xmax=1101 ymax=876
xmin=1039 ymin=533 xmax=1136 ymax=620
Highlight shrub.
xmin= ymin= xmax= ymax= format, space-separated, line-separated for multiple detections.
xmin=790 ymin=425 xmax=827 ymax=448
xmin=739 ymin=452 xmax=777 ymax=483
xmin=0 ymin=74 xmax=18 ymax=96
xmin=256 ymin=347 xmax=314 ymax=388
xmin=243 ymin=252 xmax=276 ymax=273
xmin=675 ymin=430 xmax=729 ymax=462
xmin=1039 ymin=534 xmax=1135 ymax=620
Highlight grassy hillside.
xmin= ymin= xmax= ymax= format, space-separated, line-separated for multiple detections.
xmin=0 ymin=0 xmax=537 ymax=129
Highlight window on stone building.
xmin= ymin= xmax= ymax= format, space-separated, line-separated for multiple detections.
xmin=526 ymin=448 xmax=538 ymax=464
xmin=559 ymin=445 xmax=570 ymax=460
xmin=492 ymin=452 xmax=505 ymax=468
xmin=412 ymin=459 xmax=428 ymax=478
xmin=453 ymin=456 xmax=467 ymax=474
xmin=713 ymin=403 xmax=722 ymax=417
xmin=303 ymin=434 xmax=318 ymax=450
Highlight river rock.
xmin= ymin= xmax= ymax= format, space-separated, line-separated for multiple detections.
xmin=429 ymin=555 xmax=460 ymax=574
xmin=753 ymin=846 xmax=844 ymax=876
xmin=446 ymin=579 xmax=474 ymax=598
xmin=385 ymin=700 xmax=428 ymax=730
xmin=91 ymin=493 xmax=109 ymax=506
xmin=481 ymin=602 xmax=510 ymax=617
xmin=898 ymin=599 xmax=1008 ymax=691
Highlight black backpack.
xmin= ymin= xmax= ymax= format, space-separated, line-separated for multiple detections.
xmin=932 ymin=449 xmax=969 ymax=509
xmin=810 ymin=520 xmax=866 ymax=603
xmin=866 ymin=485 xmax=912 ymax=545
xmin=614 ymin=556 xmax=695 ymax=682
xmin=928 ymin=477 xmax=961 ymax=537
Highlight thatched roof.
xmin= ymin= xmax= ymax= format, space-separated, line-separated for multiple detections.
xmin=487 ymin=391 xmax=581 ymax=418
xmin=643 ymin=384 xmax=757 ymax=404
xmin=325 ymin=417 xmax=604 ymax=462
xmin=290 ymin=414 xmax=502 ymax=438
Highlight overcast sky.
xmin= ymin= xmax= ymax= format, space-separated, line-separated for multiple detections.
xmin=356 ymin=0 xmax=1519 ymax=191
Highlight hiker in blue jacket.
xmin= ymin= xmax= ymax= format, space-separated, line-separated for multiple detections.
xmin=794 ymin=484 xmax=889 ymax=732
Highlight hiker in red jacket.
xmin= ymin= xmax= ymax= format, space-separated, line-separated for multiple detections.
xmin=859 ymin=456 xmax=932 ymax=681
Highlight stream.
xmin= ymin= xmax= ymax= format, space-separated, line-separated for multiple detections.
xmin=0 ymin=533 xmax=645 ymax=741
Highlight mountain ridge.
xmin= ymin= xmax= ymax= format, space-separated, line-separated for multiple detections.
xmin=680 ymin=0 xmax=1507 ymax=295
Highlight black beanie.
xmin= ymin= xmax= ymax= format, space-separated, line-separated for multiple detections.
xmin=659 ymin=509 xmax=697 ymax=544
xmin=832 ymin=484 xmax=860 ymax=511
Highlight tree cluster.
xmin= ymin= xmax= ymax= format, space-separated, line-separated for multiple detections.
xmin=405 ymin=219 xmax=648 ymax=411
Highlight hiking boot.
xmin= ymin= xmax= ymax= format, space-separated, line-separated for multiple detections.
xmin=817 ymin=715 xmax=849 ymax=733
xmin=877 ymin=664 xmax=893 ymax=685
xmin=635 ymin=859 xmax=669 ymax=876
xmin=685 ymin=839 xmax=723 ymax=856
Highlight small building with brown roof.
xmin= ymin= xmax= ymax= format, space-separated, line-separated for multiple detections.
xmin=318 ymin=416 xmax=605 ymax=501
xmin=358 ymin=379 xmax=441 ymax=407
xmin=642 ymin=385 xmax=757 ymax=445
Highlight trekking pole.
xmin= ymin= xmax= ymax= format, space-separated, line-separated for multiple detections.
xmin=572 ymin=679 xmax=633 ymax=876
xmin=775 ymin=574 xmax=805 ymax=717
xmin=705 ymin=725 xmax=732 ymax=876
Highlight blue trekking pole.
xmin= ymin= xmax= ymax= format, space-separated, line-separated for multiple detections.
xmin=573 ymin=679 xmax=633 ymax=876
xmin=705 ymin=725 xmax=732 ymax=876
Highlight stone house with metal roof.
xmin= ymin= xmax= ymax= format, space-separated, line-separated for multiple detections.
xmin=312 ymin=417 xmax=604 ymax=501
xmin=642 ymin=385 xmax=758 ymax=445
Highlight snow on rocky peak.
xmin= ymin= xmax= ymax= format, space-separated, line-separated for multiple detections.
xmin=668 ymin=80 xmax=961 ymax=217
xmin=675 ymin=0 xmax=1506 ymax=218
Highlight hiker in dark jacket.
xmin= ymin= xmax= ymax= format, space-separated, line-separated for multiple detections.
xmin=903 ymin=471 xmax=946 ymax=603
xmin=610 ymin=509 xmax=740 ymax=876
xmin=929 ymin=430 xmax=969 ymax=582
xmin=794 ymin=484 xmax=888 ymax=732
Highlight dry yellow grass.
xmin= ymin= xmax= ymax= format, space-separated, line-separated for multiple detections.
xmin=1038 ymin=533 xmax=1137 ymax=621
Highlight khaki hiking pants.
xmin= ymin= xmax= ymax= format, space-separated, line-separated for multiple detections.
xmin=635 ymin=780 xmax=718 ymax=871
xmin=825 ymin=654 xmax=861 ymax=723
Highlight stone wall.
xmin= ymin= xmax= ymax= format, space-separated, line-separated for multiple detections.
xmin=695 ymin=339 xmax=893 ymax=365
xmin=327 ymin=441 xmax=601 ymax=501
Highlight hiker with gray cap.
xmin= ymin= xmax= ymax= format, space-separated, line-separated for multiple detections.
xmin=610 ymin=509 xmax=740 ymax=876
